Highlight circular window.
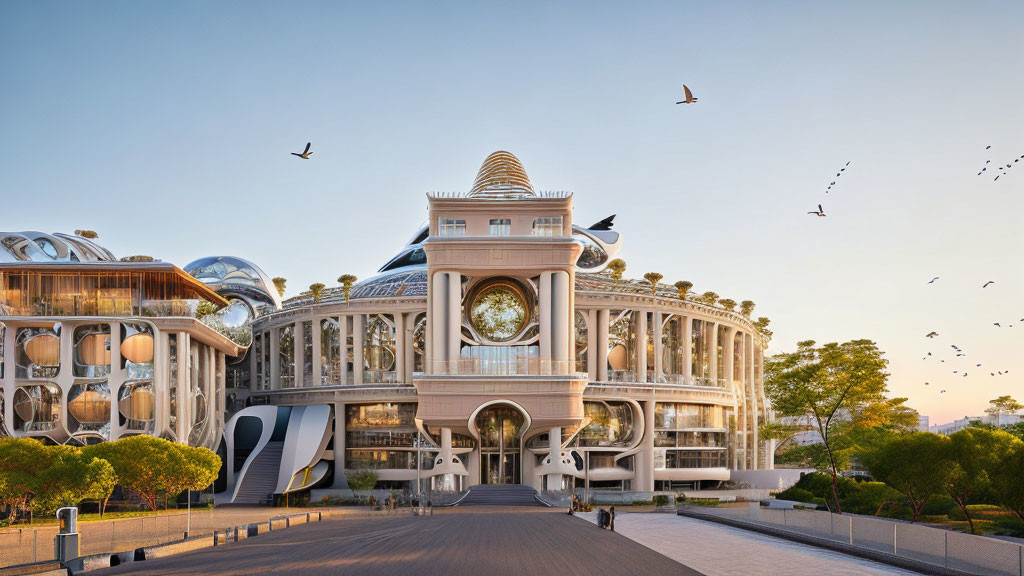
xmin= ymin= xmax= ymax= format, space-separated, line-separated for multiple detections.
xmin=469 ymin=280 xmax=530 ymax=342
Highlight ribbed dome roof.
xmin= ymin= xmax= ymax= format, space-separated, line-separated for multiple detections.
xmin=468 ymin=151 xmax=536 ymax=199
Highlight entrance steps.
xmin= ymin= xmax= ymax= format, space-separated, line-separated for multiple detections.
xmin=457 ymin=484 xmax=545 ymax=507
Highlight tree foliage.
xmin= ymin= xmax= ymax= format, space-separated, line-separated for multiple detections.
xmin=946 ymin=427 xmax=1021 ymax=533
xmin=606 ymin=259 xmax=626 ymax=281
xmin=272 ymin=277 xmax=287 ymax=298
xmin=718 ymin=298 xmax=737 ymax=311
xmin=673 ymin=281 xmax=693 ymax=299
xmin=309 ymin=283 xmax=325 ymax=303
xmin=74 ymin=230 xmax=99 ymax=239
xmin=643 ymin=272 xmax=663 ymax=295
xmin=739 ymin=300 xmax=755 ymax=317
xmin=337 ymin=274 xmax=357 ymax=305
xmin=859 ymin=432 xmax=953 ymax=522
xmin=695 ymin=291 xmax=719 ymax=306
xmin=985 ymin=395 xmax=1023 ymax=418
xmin=764 ymin=339 xmax=911 ymax=514
xmin=346 ymin=470 xmax=379 ymax=492
xmin=0 ymin=438 xmax=115 ymax=518
xmin=991 ymin=441 xmax=1024 ymax=520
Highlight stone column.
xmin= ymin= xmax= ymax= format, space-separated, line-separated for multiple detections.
xmin=539 ymin=272 xmax=552 ymax=361
xmin=249 ymin=332 xmax=258 ymax=392
xmin=551 ymin=271 xmax=570 ymax=366
xmin=430 ymin=272 xmax=447 ymax=370
xmin=653 ymin=311 xmax=663 ymax=383
xmin=635 ymin=399 xmax=656 ymax=492
xmin=294 ymin=321 xmax=304 ymax=388
xmin=353 ymin=314 xmax=364 ymax=385
xmin=107 ymin=321 xmax=122 ymax=440
xmin=636 ymin=312 xmax=647 ymax=383
xmin=311 ymin=318 xmax=322 ymax=387
xmin=178 ymin=333 xmax=190 ymax=442
xmin=596 ymin=309 xmax=609 ymax=381
xmin=447 ymin=272 xmax=461 ymax=364
xmin=339 ymin=315 xmax=349 ymax=385
xmin=440 ymin=427 xmax=453 ymax=471
xmin=546 ymin=426 xmax=562 ymax=491
xmin=682 ymin=317 xmax=693 ymax=384
xmin=270 ymin=326 xmax=280 ymax=390
xmin=586 ymin=310 xmax=597 ymax=380
xmin=394 ymin=312 xmax=405 ymax=384
xmin=332 ymin=402 xmax=348 ymax=489
xmin=747 ymin=334 xmax=758 ymax=470
xmin=708 ymin=322 xmax=719 ymax=386
xmin=722 ymin=326 xmax=736 ymax=388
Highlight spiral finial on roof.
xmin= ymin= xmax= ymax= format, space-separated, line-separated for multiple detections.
xmin=468 ymin=151 xmax=536 ymax=198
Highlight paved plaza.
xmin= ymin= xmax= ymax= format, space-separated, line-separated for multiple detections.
xmin=578 ymin=511 xmax=925 ymax=576
xmin=90 ymin=507 xmax=699 ymax=576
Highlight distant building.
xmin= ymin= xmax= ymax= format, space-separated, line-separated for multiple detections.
xmin=930 ymin=413 xmax=1022 ymax=435
xmin=916 ymin=415 xmax=929 ymax=432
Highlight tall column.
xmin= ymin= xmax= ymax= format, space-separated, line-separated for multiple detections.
xmin=722 ymin=326 xmax=736 ymax=388
xmin=353 ymin=314 xmax=364 ymax=385
xmin=636 ymin=312 xmax=647 ymax=382
xmin=551 ymin=271 xmax=570 ymax=365
xmin=394 ymin=312 xmax=405 ymax=384
xmin=311 ymin=318 xmax=322 ymax=387
xmin=339 ymin=315 xmax=349 ymax=385
xmin=178 ymin=333 xmax=190 ymax=442
xmin=430 ymin=272 xmax=448 ymax=370
xmin=446 ymin=272 xmax=461 ymax=364
xmin=546 ymin=426 xmax=562 ymax=491
xmin=107 ymin=322 xmax=122 ymax=439
xmin=747 ymin=334 xmax=758 ymax=470
xmin=596 ymin=309 xmax=609 ymax=381
xmin=653 ymin=312 xmax=663 ymax=383
xmin=270 ymin=326 xmax=280 ymax=390
xmin=332 ymin=402 xmax=348 ymax=489
xmin=539 ymin=272 xmax=552 ymax=361
xmin=294 ymin=321 xmax=305 ymax=388
xmin=682 ymin=317 xmax=693 ymax=384
xmin=586 ymin=310 xmax=597 ymax=380
xmin=249 ymin=332 xmax=258 ymax=392
xmin=708 ymin=322 xmax=719 ymax=385
xmin=440 ymin=427 xmax=453 ymax=472
xmin=635 ymin=399 xmax=656 ymax=492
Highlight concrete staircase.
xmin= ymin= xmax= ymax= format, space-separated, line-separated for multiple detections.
xmin=233 ymin=441 xmax=283 ymax=504
xmin=457 ymin=484 xmax=545 ymax=507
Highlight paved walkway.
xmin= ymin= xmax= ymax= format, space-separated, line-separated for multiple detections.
xmin=578 ymin=511 xmax=924 ymax=576
xmin=91 ymin=507 xmax=699 ymax=576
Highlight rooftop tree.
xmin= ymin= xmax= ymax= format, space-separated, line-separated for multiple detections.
xmin=643 ymin=272 xmax=663 ymax=295
xmin=697 ymin=291 xmax=719 ymax=306
xmin=718 ymin=298 xmax=737 ymax=312
xmin=337 ymin=274 xmax=357 ymax=305
xmin=674 ymin=281 xmax=693 ymax=300
xmin=309 ymin=283 xmax=326 ymax=303
xmin=740 ymin=300 xmax=756 ymax=317
xmin=607 ymin=259 xmax=626 ymax=281
xmin=764 ymin=339 xmax=914 ymax=514
xmin=272 ymin=277 xmax=287 ymax=298
xmin=74 ymin=230 xmax=99 ymax=239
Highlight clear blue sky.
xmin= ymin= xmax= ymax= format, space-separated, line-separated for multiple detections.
xmin=2 ymin=1 xmax=1022 ymax=424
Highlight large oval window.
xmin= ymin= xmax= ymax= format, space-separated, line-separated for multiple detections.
xmin=468 ymin=280 xmax=530 ymax=342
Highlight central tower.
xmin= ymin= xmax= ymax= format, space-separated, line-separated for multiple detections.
xmin=415 ymin=151 xmax=586 ymax=491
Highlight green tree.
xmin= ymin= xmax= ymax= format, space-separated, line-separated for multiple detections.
xmin=696 ymin=291 xmax=719 ymax=306
xmin=946 ymin=427 xmax=1021 ymax=533
xmin=346 ymin=470 xmax=379 ymax=492
xmin=991 ymin=441 xmax=1024 ymax=520
xmin=674 ymin=281 xmax=693 ymax=299
xmin=337 ymin=274 xmax=357 ymax=305
xmin=309 ymin=283 xmax=326 ymax=303
xmin=0 ymin=438 xmax=116 ymax=520
xmin=85 ymin=436 xmax=187 ymax=511
xmin=607 ymin=259 xmax=626 ymax=281
xmin=764 ymin=339 xmax=906 ymax=514
xmin=754 ymin=317 xmax=773 ymax=340
xmin=74 ymin=229 xmax=99 ymax=239
xmin=161 ymin=444 xmax=221 ymax=509
xmin=195 ymin=300 xmax=218 ymax=318
xmin=643 ymin=272 xmax=663 ymax=295
xmin=272 ymin=277 xmax=287 ymax=298
xmin=984 ymin=395 xmax=1023 ymax=421
xmin=718 ymin=298 xmax=737 ymax=312
xmin=740 ymin=300 xmax=756 ymax=317
xmin=859 ymin=432 xmax=953 ymax=522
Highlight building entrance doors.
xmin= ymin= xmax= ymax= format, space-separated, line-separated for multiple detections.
xmin=475 ymin=404 xmax=525 ymax=485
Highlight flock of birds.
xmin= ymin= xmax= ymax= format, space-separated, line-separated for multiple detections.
xmin=921 ymin=278 xmax=1016 ymax=394
xmin=805 ymin=161 xmax=852 ymax=217
xmin=976 ymin=144 xmax=1024 ymax=182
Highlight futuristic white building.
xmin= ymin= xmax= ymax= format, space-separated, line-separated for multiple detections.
xmin=1 ymin=151 xmax=773 ymax=504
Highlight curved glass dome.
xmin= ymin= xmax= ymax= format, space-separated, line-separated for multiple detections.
xmin=184 ymin=256 xmax=281 ymax=311
xmin=468 ymin=151 xmax=536 ymax=199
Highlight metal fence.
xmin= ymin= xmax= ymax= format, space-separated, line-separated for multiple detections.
xmin=0 ymin=507 xmax=332 ymax=569
xmin=700 ymin=503 xmax=1024 ymax=576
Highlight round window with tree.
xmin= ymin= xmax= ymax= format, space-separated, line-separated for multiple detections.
xmin=468 ymin=280 xmax=531 ymax=342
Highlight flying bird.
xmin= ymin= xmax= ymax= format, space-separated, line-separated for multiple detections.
xmin=926 ymin=331 xmax=938 ymax=338
xmin=994 ymin=322 xmax=1001 ymax=327
xmin=676 ymin=84 xmax=698 ymax=104
xmin=928 ymin=277 xmax=939 ymax=284
xmin=983 ymin=281 xmax=995 ymax=288
xmin=291 ymin=142 xmax=313 ymax=159
xmin=986 ymin=145 xmax=992 ymax=149
xmin=808 ymin=204 xmax=826 ymax=217
xmin=941 ymin=390 xmax=947 ymax=393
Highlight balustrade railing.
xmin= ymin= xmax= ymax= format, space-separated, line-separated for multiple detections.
xmin=428 ymin=358 xmax=580 ymax=376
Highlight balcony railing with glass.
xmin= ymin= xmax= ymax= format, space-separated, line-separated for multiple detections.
xmin=427 ymin=358 xmax=581 ymax=377
xmin=362 ymin=370 xmax=399 ymax=384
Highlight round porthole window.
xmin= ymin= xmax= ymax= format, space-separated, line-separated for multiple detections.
xmin=468 ymin=280 xmax=530 ymax=342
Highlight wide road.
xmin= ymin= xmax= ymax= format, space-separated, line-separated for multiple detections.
xmin=91 ymin=507 xmax=700 ymax=576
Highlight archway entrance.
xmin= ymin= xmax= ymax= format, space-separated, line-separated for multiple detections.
xmin=475 ymin=404 xmax=525 ymax=484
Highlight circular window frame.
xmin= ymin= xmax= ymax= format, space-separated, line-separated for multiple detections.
xmin=465 ymin=278 xmax=534 ymax=344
